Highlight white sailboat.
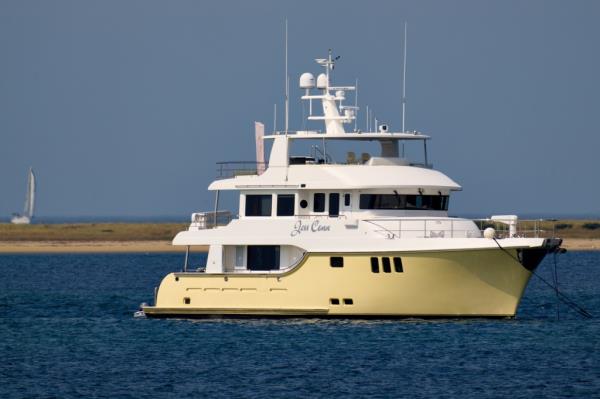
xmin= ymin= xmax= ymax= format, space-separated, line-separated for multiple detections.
xmin=11 ymin=168 xmax=36 ymax=225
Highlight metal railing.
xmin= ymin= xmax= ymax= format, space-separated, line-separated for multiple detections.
xmin=189 ymin=211 xmax=233 ymax=230
xmin=216 ymin=162 xmax=268 ymax=179
xmin=363 ymin=218 xmax=557 ymax=239
xmin=473 ymin=219 xmax=555 ymax=239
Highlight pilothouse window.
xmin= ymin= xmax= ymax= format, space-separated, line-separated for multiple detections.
xmin=277 ymin=194 xmax=295 ymax=216
xmin=359 ymin=194 xmax=449 ymax=211
xmin=245 ymin=195 xmax=272 ymax=216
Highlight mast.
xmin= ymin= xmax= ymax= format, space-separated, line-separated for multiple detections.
xmin=402 ymin=22 xmax=407 ymax=133
xmin=284 ymin=18 xmax=289 ymax=134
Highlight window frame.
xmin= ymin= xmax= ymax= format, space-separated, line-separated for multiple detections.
xmin=245 ymin=194 xmax=273 ymax=217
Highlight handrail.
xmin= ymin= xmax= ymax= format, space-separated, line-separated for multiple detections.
xmin=362 ymin=217 xmax=557 ymax=239
xmin=216 ymin=161 xmax=268 ymax=179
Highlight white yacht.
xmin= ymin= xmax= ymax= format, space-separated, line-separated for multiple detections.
xmin=142 ymin=52 xmax=561 ymax=318
xmin=11 ymin=167 xmax=36 ymax=225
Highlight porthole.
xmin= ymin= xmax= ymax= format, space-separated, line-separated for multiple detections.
xmin=300 ymin=199 xmax=308 ymax=209
xmin=183 ymin=297 xmax=191 ymax=305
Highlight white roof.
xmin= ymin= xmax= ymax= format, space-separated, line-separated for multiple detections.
xmin=265 ymin=131 xmax=430 ymax=141
xmin=209 ymin=164 xmax=461 ymax=191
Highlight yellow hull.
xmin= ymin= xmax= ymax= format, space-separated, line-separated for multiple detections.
xmin=143 ymin=248 xmax=533 ymax=318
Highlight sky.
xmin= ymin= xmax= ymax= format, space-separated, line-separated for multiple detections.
xmin=1 ymin=0 xmax=599 ymax=220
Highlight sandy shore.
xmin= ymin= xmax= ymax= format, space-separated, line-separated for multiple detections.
xmin=561 ymin=238 xmax=600 ymax=251
xmin=0 ymin=241 xmax=208 ymax=253
xmin=0 ymin=239 xmax=597 ymax=253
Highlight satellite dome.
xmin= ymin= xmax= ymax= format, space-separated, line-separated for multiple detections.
xmin=316 ymin=73 xmax=328 ymax=89
xmin=299 ymin=73 xmax=315 ymax=89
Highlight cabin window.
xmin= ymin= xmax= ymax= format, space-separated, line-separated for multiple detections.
xmin=359 ymin=194 xmax=449 ymax=211
xmin=344 ymin=193 xmax=351 ymax=207
xmin=343 ymin=298 xmax=354 ymax=305
xmin=277 ymin=194 xmax=295 ymax=216
xmin=314 ymin=193 xmax=325 ymax=212
xmin=329 ymin=193 xmax=340 ymax=216
xmin=393 ymin=257 xmax=403 ymax=273
xmin=370 ymin=257 xmax=379 ymax=273
xmin=330 ymin=257 xmax=344 ymax=268
xmin=382 ymin=257 xmax=391 ymax=273
xmin=247 ymin=245 xmax=280 ymax=271
xmin=245 ymin=195 xmax=272 ymax=216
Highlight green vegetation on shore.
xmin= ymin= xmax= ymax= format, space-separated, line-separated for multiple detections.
xmin=0 ymin=223 xmax=187 ymax=241
xmin=0 ymin=220 xmax=599 ymax=242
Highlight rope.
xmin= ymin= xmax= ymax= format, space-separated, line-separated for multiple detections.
xmin=552 ymin=252 xmax=560 ymax=320
xmin=492 ymin=238 xmax=592 ymax=319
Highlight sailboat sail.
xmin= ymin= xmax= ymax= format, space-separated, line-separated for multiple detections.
xmin=11 ymin=167 xmax=35 ymax=225
xmin=26 ymin=169 xmax=36 ymax=218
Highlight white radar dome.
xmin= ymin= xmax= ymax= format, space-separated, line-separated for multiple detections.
xmin=299 ymin=72 xmax=315 ymax=89
xmin=316 ymin=73 xmax=328 ymax=89
xmin=483 ymin=227 xmax=496 ymax=239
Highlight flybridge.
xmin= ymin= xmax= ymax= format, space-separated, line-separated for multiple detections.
xmin=216 ymin=50 xmax=433 ymax=179
xmin=261 ymin=50 xmax=430 ymax=162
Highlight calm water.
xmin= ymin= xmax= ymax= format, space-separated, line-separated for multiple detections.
xmin=1 ymin=252 xmax=599 ymax=398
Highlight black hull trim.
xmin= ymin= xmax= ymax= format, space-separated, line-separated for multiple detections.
xmin=518 ymin=238 xmax=563 ymax=271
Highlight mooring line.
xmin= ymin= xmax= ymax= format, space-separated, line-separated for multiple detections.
xmin=492 ymin=237 xmax=592 ymax=319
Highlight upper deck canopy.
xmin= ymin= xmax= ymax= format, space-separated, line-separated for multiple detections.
xmin=209 ymin=164 xmax=461 ymax=191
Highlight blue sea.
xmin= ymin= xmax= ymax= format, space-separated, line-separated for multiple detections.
xmin=1 ymin=252 xmax=599 ymax=398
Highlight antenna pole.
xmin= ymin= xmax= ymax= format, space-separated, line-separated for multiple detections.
xmin=402 ymin=22 xmax=407 ymax=133
xmin=354 ymin=78 xmax=358 ymax=131
xmin=274 ymin=103 xmax=277 ymax=133
xmin=284 ymin=18 xmax=289 ymax=134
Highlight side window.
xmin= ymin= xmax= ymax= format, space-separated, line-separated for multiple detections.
xmin=277 ymin=194 xmax=295 ymax=216
xmin=329 ymin=193 xmax=339 ymax=216
xmin=370 ymin=257 xmax=379 ymax=273
xmin=330 ymin=257 xmax=344 ymax=268
xmin=382 ymin=257 xmax=391 ymax=273
xmin=245 ymin=195 xmax=272 ymax=216
xmin=344 ymin=193 xmax=351 ymax=207
xmin=313 ymin=193 xmax=325 ymax=212
xmin=393 ymin=257 xmax=403 ymax=273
